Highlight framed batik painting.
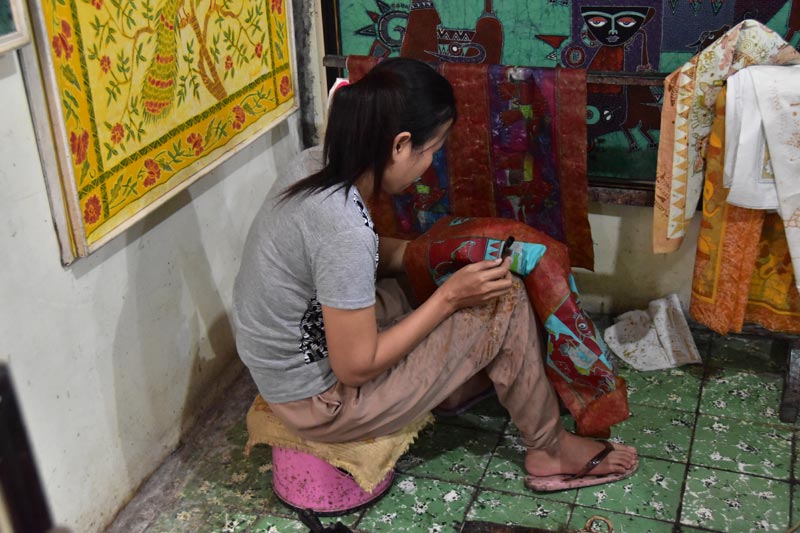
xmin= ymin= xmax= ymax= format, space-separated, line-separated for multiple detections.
xmin=0 ymin=0 xmax=30 ymax=54
xmin=28 ymin=0 xmax=297 ymax=261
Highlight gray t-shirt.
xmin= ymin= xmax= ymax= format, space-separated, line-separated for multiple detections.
xmin=232 ymin=147 xmax=378 ymax=403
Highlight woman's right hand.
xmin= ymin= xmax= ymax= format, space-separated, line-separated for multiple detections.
xmin=437 ymin=257 xmax=513 ymax=312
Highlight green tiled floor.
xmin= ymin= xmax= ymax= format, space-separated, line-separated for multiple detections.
xmin=108 ymin=327 xmax=799 ymax=532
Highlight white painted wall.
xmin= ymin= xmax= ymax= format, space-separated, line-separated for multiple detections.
xmin=0 ymin=50 xmax=304 ymax=531
xmin=574 ymin=203 xmax=701 ymax=314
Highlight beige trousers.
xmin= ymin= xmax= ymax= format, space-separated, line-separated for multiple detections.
xmin=269 ymin=277 xmax=562 ymax=451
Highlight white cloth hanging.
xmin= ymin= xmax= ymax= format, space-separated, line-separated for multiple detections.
xmin=723 ymin=64 xmax=800 ymax=290
xmin=724 ymin=68 xmax=779 ymax=210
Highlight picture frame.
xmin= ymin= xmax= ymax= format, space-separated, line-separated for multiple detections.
xmin=24 ymin=0 xmax=299 ymax=264
xmin=0 ymin=0 xmax=30 ymax=54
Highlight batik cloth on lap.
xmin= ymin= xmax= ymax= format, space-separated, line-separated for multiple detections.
xmin=691 ymin=88 xmax=800 ymax=335
xmin=403 ymin=216 xmax=629 ymax=438
xmin=347 ymin=56 xmax=593 ymax=270
xmin=653 ymin=20 xmax=800 ymax=254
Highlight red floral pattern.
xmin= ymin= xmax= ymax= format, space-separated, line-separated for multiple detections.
xmin=111 ymin=123 xmax=124 ymax=143
xmin=100 ymin=55 xmax=111 ymax=74
xmin=225 ymin=55 xmax=233 ymax=71
xmin=91 ymin=0 xmax=103 ymax=9
xmin=187 ymin=133 xmax=204 ymax=156
xmin=143 ymin=159 xmax=161 ymax=187
xmin=52 ymin=20 xmax=74 ymax=60
xmin=83 ymin=195 xmax=102 ymax=224
xmin=270 ymin=0 xmax=282 ymax=14
xmin=254 ymin=42 xmax=263 ymax=58
xmin=232 ymin=105 xmax=246 ymax=129
xmin=279 ymin=75 xmax=291 ymax=97
xmin=70 ymin=130 xmax=89 ymax=165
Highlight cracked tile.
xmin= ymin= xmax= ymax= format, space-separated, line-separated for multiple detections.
xmin=681 ymin=466 xmax=790 ymax=531
xmin=574 ymin=458 xmax=683 ymax=522
xmin=357 ymin=475 xmax=472 ymax=532
xmin=691 ymin=415 xmax=792 ymax=480
xmin=467 ymin=489 xmax=572 ymax=530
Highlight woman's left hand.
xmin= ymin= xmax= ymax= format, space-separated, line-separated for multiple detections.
xmin=435 ymin=257 xmax=513 ymax=312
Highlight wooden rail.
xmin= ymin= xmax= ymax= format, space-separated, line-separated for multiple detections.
xmin=322 ymin=54 xmax=666 ymax=86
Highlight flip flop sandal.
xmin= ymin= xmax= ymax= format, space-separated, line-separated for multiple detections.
xmin=523 ymin=440 xmax=639 ymax=492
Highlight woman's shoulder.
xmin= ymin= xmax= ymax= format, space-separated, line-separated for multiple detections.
xmin=271 ymin=147 xmax=369 ymax=232
xmin=305 ymin=187 xmax=363 ymax=228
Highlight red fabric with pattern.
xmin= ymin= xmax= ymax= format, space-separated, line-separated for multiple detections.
xmin=346 ymin=55 xmax=593 ymax=270
xmin=403 ymin=216 xmax=629 ymax=438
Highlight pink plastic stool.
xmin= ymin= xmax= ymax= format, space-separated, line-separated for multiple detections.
xmin=271 ymin=447 xmax=394 ymax=515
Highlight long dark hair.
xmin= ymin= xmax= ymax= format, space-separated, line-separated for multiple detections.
xmin=282 ymin=58 xmax=456 ymax=200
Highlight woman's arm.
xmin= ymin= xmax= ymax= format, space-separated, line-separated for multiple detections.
xmin=377 ymin=236 xmax=409 ymax=278
xmin=322 ymin=257 xmax=513 ymax=386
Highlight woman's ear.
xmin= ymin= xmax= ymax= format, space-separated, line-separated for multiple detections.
xmin=391 ymin=132 xmax=413 ymax=161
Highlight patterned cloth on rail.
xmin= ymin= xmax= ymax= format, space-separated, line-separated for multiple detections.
xmin=653 ymin=20 xmax=799 ymax=254
xmin=347 ymin=55 xmax=594 ymax=270
xmin=691 ymin=88 xmax=800 ymax=335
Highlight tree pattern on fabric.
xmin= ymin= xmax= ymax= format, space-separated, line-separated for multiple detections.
xmin=42 ymin=0 xmax=295 ymax=245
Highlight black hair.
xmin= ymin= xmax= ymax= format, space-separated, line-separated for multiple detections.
xmin=281 ymin=57 xmax=456 ymax=201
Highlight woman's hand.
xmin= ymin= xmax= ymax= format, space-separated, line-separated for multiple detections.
xmin=436 ymin=257 xmax=513 ymax=312
xmin=323 ymin=258 xmax=512 ymax=387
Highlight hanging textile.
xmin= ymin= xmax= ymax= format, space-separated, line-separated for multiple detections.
xmin=723 ymin=67 xmax=779 ymax=211
xmin=723 ymin=65 xmax=800 ymax=291
xmin=691 ymin=88 xmax=800 ymax=335
xmin=653 ymin=20 xmax=799 ymax=254
xmin=746 ymin=66 xmax=800 ymax=291
xmin=347 ymin=55 xmax=594 ymax=270
xmin=403 ymin=216 xmax=629 ymax=438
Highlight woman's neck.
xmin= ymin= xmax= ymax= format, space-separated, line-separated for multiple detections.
xmin=355 ymin=171 xmax=374 ymax=199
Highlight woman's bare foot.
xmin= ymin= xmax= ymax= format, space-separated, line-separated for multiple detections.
xmin=525 ymin=429 xmax=637 ymax=478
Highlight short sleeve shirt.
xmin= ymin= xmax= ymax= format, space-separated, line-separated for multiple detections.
xmin=232 ymin=147 xmax=378 ymax=402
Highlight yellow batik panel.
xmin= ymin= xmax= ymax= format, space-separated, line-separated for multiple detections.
xmin=745 ymin=214 xmax=800 ymax=333
xmin=42 ymin=0 xmax=296 ymax=246
xmin=268 ymin=0 xmax=293 ymax=106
